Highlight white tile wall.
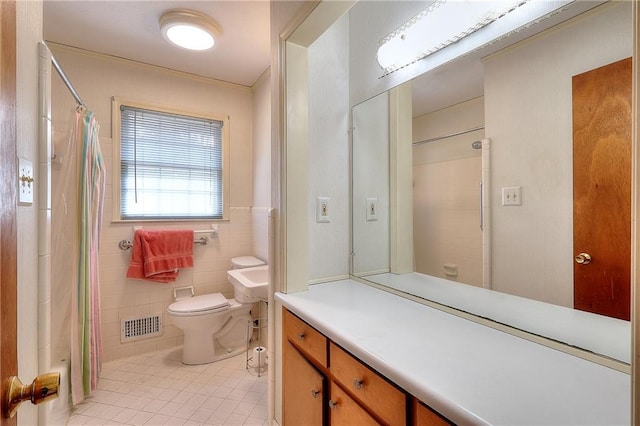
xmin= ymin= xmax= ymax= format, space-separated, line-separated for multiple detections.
xmin=98 ymin=207 xmax=255 ymax=362
xmin=413 ymin=156 xmax=483 ymax=286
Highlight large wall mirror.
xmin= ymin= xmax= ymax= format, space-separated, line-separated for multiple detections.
xmin=351 ymin=0 xmax=631 ymax=365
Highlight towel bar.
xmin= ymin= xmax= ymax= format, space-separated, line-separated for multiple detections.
xmin=118 ymin=236 xmax=208 ymax=250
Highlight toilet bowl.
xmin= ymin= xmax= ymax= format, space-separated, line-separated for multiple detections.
xmin=167 ymin=256 xmax=265 ymax=365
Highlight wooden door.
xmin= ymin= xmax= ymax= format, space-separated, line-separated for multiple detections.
xmin=0 ymin=0 xmax=18 ymax=424
xmin=282 ymin=340 xmax=325 ymax=426
xmin=572 ymin=57 xmax=631 ymax=321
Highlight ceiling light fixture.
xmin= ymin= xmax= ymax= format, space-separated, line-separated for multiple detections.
xmin=377 ymin=0 xmax=530 ymax=75
xmin=160 ymin=10 xmax=222 ymax=51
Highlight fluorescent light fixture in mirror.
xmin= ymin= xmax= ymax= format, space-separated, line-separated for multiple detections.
xmin=376 ymin=0 xmax=530 ymax=74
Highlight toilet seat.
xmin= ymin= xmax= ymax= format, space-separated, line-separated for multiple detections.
xmin=168 ymin=292 xmax=230 ymax=316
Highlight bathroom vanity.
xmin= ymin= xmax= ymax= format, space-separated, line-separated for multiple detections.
xmin=276 ymin=280 xmax=630 ymax=425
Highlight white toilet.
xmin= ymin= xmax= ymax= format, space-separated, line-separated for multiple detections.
xmin=167 ymin=256 xmax=266 ymax=365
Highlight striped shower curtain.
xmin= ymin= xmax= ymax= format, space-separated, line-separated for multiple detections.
xmin=70 ymin=108 xmax=106 ymax=405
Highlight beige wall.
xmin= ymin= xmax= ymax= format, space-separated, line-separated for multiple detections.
xmin=49 ymin=44 xmax=266 ymax=362
xmin=412 ymin=98 xmax=484 ymax=286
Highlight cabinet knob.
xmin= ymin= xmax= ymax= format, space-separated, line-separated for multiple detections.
xmin=353 ymin=378 xmax=364 ymax=390
xmin=310 ymin=389 xmax=320 ymax=399
xmin=297 ymin=332 xmax=305 ymax=341
xmin=328 ymin=400 xmax=339 ymax=409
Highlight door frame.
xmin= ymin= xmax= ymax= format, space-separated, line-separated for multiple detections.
xmin=0 ymin=0 xmax=19 ymax=424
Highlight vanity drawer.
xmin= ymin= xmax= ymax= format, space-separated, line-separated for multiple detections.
xmin=283 ymin=308 xmax=328 ymax=368
xmin=329 ymin=342 xmax=406 ymax=425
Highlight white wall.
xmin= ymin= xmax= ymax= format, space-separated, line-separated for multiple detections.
xmin=485 ymin=2 xmax=631 ymax=307
xmin=307 ymin=14 xmax=350 ymax=282
xmin=16 ymin=1 xmax=42 ymax=424
xmin=49 ymin=45 xmax=260 ymax=361
xmin=413 ymin=98 xmax=484 ymax=286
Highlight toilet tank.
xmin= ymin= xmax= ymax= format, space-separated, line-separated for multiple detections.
xmin=231 ymin=256 xmax=265 ymax=270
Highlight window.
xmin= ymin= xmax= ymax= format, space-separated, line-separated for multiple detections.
xmin=113 ymin=98 xmax=229 ymax=221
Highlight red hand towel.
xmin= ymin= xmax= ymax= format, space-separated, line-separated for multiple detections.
xmin=126 ymin=230 xmax=194 ymax=283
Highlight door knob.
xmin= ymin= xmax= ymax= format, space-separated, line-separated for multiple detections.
xmin=4 ymin=372 xmax=60 ymax=418
xmin=575 ymin=253 xmax=592 ymax=265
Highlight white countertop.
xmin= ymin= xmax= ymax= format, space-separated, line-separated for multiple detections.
xmin=276 ymin=279 xmax=630 ymax=425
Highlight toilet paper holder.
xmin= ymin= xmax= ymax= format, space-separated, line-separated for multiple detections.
xmin=246 ymin=317 xmax=268 ymax=376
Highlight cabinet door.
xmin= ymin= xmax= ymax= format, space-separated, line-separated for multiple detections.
xmin=283 ymin=340 xmax=325 ymax=426
xmin=413 ymin=399 xmax=452 ymax=426
xmin=329 ymin=381 xmax=380 ymax=426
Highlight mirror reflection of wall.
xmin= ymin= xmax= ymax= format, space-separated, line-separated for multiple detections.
xmin=372 ymin=1 xmax=631 ymax=311
xmin=352 ymin=92 xmax=390 ymax=275
xmin=412 ymin=97 xmax=484 ymax=287
xmin=486 ymin=1 xmax=630 ymax=308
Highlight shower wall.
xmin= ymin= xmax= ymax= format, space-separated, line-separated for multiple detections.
xmin=49 ymin=43 xmax=270 ymax=362
xmin=412 ymin=97 xmax=484 ymax=287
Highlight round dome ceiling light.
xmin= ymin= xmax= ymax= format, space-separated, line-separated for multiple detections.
xmin=160 ymin=10 xmax=222 ymax=51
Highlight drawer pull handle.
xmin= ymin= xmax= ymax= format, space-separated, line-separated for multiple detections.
xmin=311 ymin=389 xmax=320 ymax=399
xmin=328 ymin=400 xmax=339 ymax=409
xmin=297 ymin=332 xmax=305 ymax=341
xmin=353 ymin=378 xmax=364 ymax=390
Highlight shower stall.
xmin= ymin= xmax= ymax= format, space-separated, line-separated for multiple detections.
xmin=38 ymin=41 xmax=103 ymax=424
xmin=412 ymin=126 xmax=491 ymax=289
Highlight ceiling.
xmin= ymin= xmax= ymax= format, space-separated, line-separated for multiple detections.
xmin=43 ymin=1 xmax=271 ymax=87
xmin=43 ymin=1 xmax=599 ymax=118
xmin=42 ymin=0 xmax=480 ymax=116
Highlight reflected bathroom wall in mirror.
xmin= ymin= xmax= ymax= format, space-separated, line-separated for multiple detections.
xmin=350 ymin=1 xmax=632 ymax=363
xmin=352 ymin=91 xmax=390 ymax=275
xmin=413 ymin=97 xmax=484 ymax=287
xmin=485 ymin=1 xmax=630 ymax=309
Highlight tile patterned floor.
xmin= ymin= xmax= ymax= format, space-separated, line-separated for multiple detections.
xmin=66 ymin=348 xmax=268 ymax=425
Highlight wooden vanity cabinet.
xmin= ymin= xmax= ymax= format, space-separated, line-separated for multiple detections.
xmin=282 ymin=308 xmax=453 ymax=426
xmin=282 ymin=308 xmax=328 ymax=426
xmin=282 ymin=340 xmax=325 ymax=426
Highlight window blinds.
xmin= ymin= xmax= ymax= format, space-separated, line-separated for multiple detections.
xmin=120 ymin=105 xmax=224 ymax=220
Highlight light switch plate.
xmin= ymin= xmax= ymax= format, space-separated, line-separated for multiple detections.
xmin=366 ymin=197 xmax=378 ymax=221
xmin=316 ymin=197 xmax=330 ymax=223
xmin=501 ymin=186 xmax=522 ymax=206
xmin=18 ymin=157 xmax=34 ymax=206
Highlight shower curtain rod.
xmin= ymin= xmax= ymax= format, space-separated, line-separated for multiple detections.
xmin=46 ymin=42 xmax=87 ymax=109
xmin=413 ymin=125 xmax=484 ymax=146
